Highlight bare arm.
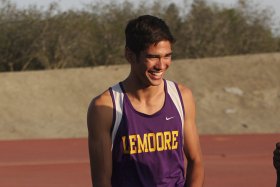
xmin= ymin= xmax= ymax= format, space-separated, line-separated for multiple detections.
xmin=87 ymin=91 xmax=113 ymax=187
xmin=179 ymin=85 xmax=204 ymax=187
xmin=274 ymin=142 xmax=280 ymax=187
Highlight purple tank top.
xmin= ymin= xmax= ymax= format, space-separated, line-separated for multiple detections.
xmin=109 ymin=80 xmax=185 ymax=187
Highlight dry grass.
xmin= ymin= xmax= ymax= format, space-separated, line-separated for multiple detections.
xmin=0 ymin=53 xmax=280 ymax=140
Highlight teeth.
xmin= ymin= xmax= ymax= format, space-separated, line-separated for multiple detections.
xmin=151 ymin=72 xmax=163 ymax=76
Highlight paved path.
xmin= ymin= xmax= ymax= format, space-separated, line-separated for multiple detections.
xmin=0 ymin=134 xmax=279 ymax=187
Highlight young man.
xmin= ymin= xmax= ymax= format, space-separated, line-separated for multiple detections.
xmin=87 ymin=15 xmax=204 ymax=187
xmin=274 ymin=142 xmax=280 ymax=187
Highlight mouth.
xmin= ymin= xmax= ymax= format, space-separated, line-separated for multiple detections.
xmin=148 ymin=71 xmax=164 ymax=80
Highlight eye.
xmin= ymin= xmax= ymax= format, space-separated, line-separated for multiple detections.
xmin=164 ymin=54 xmax=172 ymax=59
xmin=146 ymin=54 xmax=159 ymax=59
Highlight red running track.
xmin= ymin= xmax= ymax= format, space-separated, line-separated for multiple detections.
xmin=0 ymin=134 xmax=279 ymax=187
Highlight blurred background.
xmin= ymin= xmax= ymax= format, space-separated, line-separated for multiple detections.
xmin=1 ymin=0 xmax=280 ymax=71
xmin=0 ymin=0 xmax=279 ymax=139
xmin=0 ymin=1 xmax=279 ymax=186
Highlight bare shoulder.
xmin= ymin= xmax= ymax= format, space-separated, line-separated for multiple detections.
xmin=87 ymin=90 xmax=113 ymax=134
xmin=176 ymin=83 xmax=196 ymax=120
xmin=176 ymin=83 xmax=195 ymax=103
xmin=89 ymin=90 xmax=113 ymax=108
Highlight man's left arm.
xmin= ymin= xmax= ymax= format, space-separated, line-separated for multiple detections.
xmin=179 ymin=84 xmax=204 ymax=187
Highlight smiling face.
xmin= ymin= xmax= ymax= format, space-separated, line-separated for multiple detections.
xmin=127 ymin=40 xmax=172 ymax=88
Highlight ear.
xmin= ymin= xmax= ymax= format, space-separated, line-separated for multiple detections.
xmin=125 ymin=47 xmax=136 ymax=64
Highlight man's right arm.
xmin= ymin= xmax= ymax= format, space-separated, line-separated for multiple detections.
xmin=87 ymin=91 xmax=114 ymax=187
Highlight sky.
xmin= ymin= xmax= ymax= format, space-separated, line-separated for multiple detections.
xmin=8 ymin=0 xmax=280 ymax=15
xmin=7 ymin=0 xmax=280 ymax=25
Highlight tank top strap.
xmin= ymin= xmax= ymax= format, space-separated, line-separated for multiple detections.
xmin=109 ymin=83 xmax=124 ymax=149
xmin=165 ymin=80 xmax=185 ymax=134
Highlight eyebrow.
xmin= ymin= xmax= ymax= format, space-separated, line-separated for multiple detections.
xmin=145 ymin=52 xmax=173 ymax=58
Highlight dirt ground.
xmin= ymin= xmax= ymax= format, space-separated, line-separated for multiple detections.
xmin=0 ymin=53 xmax=279 ymax=140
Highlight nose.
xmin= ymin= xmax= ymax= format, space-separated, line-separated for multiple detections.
xmin=155 ymin=59 xmax=165 ymax=70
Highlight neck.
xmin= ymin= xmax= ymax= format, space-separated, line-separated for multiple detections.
xmin=122 ymin=75 xmax=164 ymax=102
xmin=122 ymin=75 xmax=166 ymax=115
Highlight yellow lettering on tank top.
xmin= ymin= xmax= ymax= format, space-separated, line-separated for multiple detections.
xmin=164 ymin=131 xmax=172 ymax=150
xmin=122 ymin=136 xmax=129 ymax=154
xmin=156 ymin=132 xmax=164 ymax=151
xmin=129 ymin=135 xmax=137 ymax=154
xmin=122 ymin=130 xmax=180 ymax=155
xmin=148 ymin=133 xmax=156 ymax=152
xmin=137 ymin=134 xmax=148 ymax=153
xmin=172 ymin=131 xmax=179 ymax=149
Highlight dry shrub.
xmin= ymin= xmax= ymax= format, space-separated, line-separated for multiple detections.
xmin=0 ymin=0 xmax=279 ymax=72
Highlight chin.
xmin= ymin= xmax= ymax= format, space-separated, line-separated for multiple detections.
xmin=147 ymin=76 xmax=164 ymax=87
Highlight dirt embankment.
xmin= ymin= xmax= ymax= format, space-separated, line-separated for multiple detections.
xmin=0 ymin=53 xmax=280 ymax=140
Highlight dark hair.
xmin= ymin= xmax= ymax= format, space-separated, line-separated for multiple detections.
xmin=125 ymin=15 xmax=175 ymax=56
